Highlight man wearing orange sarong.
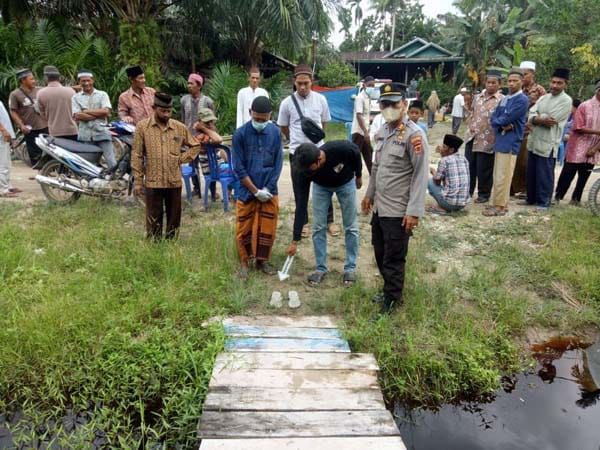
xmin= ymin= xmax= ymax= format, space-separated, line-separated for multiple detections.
xmin=232 ymin=96 xmax=283 ymax=280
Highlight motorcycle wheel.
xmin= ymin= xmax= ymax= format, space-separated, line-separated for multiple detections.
xmin=589 ymin=178 xmax=600 ymax=216
xmin=39 ymin=160 xmax=81 ymax=204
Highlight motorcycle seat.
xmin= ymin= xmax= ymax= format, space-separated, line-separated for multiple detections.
xmin=50 ymin=137 xmax=103 ymax=154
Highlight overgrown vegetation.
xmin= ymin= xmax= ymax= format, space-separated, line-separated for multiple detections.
xmin=1 ymin=191 xmax=598 ymax=446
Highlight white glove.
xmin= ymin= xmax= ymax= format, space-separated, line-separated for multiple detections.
xmin=255 ymin=189 xmax=273 ymax=202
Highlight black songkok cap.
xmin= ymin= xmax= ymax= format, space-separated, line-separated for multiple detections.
xmin=251 ymin=96 xmax=272 ymax=113
xmin=363 ymin=76 xmax=375 ymax=83
xmin=552 ymin=68 xmax=570 ymax=80
xmin=126 ymin=65 xmax=144 ymax=79
xmin=486 ymin=69 xmax=503 ymax=80
xmin=444 ymin=134 xmax=464 ymax=151
xmin=153 ymin=92 xmax=173 ymax=108
xmin=409 ymin=99 xmax=424 ymax=110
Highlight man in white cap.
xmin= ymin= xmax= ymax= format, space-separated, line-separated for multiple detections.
xmin=451 ymin=87 xmax=467 ymax=134
xmin=511 ymin=60 xmax=547 ymax=197
xmin=71 ymin=69 xmax=117 ymax=169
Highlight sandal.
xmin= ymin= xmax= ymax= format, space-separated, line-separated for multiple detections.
xmin=426 ymin=206 xmax=449 ymax=215
xmin=307 ymin=270 xmax=326 ymax=285
xmin=343 ymin=271 xmax=356 ymax=286
xmin=257 ymin=261 xmax=276 ymax=275
xmin=482 ymin=207 xmax=507 ymax=217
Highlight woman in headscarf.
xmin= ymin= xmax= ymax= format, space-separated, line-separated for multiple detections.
xmin=426 ymin=90 xmax=440 ymax=128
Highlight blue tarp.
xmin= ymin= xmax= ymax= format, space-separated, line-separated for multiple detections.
xmin=316 ymin=87 xmax=356 ymax=123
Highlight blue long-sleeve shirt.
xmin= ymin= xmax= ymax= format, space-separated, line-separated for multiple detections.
xmin=231 ymin=121 xmax=283 ymax=202
xmin=490 ymin=91 xmax=529 ymax=155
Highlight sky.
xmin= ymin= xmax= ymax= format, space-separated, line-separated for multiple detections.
xmin=329 ymin=0 xmax=458 ymax=48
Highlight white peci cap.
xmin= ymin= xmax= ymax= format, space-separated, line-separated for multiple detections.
xmin=520 ymin=61 xmax=536 ymax=71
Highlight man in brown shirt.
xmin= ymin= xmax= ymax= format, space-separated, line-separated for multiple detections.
xmin=118 ymin=66 xmax=156 ymax=125
xmin=132 ymin=93 xmax=201 ymax=240
xmin=9 ymin=68 xmax=49 ymax=166
xmin=37 ymin=66 xmax=78 ymax=139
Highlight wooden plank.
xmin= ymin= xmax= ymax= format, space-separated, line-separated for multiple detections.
xmin=214 ymin=352 xmax=379 ymax=371
xmin=203 ymin=387 xmax=386 ymax=411
xmin=225 ymin=337 xmax=350 ymax=353
xmin=210 ymin=368 xmax=378 ymax=389
xmin=224 ymin=324 xmax=343 ymax=340
xmin=224 ymin=316 xmax=339 ymax=329
xmin=200 ymin=436 xmax=407 ymax=450
xmin=198 ymin=410 xmax=400 ymax=438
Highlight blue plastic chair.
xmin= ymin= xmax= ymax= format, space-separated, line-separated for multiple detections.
xmin=203 ymin=144 xmax=238 ymax=212
xmin=181 ymin=164 xmax=200 ymax=203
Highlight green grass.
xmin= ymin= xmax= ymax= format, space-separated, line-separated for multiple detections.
xmin=0 ymin=198 xmax=598 ymax=447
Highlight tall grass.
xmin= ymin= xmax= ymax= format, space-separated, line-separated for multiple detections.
xmin=0 ymin=200 xmax=240 ymax=448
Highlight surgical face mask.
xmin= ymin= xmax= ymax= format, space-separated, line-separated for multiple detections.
xmin=252 ymin=120 xmax=268 ymax=132
xmin=381 ymin=106 xmax=402 ymax=123
xmin=366 ymin=87 xmax=379 ymax=100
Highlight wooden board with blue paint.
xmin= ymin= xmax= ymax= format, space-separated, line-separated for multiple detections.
xmin=223 ymin=324 xmax=343 ymax=340
xmin=225 ymin=337 xmax=351 ymax=353
xmin=223 ymin=316 xmax=338 ymax=329
xmin=198 ymin=316 xmax=404 ymax=449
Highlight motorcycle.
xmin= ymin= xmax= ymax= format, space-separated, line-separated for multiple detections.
xmin=34 ymin=121 xmax=138 ymax=204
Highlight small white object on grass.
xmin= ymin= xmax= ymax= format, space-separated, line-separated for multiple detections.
xmin=270 ymin=291 xmax=283 ymax=308
xmin=288 ymin=291 xmax=301 ymax=309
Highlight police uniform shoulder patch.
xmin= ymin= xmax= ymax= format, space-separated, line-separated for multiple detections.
xmin=410 ymin=133 xmax=423 ymax=155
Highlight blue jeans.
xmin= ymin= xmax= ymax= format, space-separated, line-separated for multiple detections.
xmin=428 ymin=178 xmax=465 ymax=212
xmin=312 ymin=178 xmax=359 ymax=273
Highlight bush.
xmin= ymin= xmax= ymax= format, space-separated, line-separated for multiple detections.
xmin=317 ymin=61 xmax=359 ymax=88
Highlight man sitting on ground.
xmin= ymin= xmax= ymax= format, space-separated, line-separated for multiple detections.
xmin=428 ymin=134 xmax=470 ymax=215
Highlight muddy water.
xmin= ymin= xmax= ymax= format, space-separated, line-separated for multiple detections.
xmin=395 ymin=338 xmax=600 ymax=450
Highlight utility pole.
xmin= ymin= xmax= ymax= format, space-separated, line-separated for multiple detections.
xmin=311 ymin=31 xmax=318 ymax=73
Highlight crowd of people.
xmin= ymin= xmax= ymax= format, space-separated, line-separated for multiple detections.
xmin=1 ymin=60 xmax=598 ymax=315
xmin=424 ymin=62 xmax=600 ymax=216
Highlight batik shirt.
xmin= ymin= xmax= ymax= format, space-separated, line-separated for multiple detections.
xmin=464 ymin=90 xmax=504 ymax=153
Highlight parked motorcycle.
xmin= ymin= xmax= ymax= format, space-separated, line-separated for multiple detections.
xmin=34 ymin=121 xmax=138 ymax=204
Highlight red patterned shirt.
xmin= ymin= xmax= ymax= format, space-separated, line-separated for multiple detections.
xmin=565 ymin=95 xmax=600 ymax=165
xmin=118 ymin=87 xmax=156 ymax=125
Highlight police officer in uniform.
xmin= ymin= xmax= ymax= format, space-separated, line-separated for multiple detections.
xmin=361 ymin=83 xmax=429 ymax=314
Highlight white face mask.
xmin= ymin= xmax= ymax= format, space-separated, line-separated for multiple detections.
xmin=381 ymin=106 xmax=402 ymax=123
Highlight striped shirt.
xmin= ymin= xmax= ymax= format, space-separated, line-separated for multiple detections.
xmin=434 ymin=153 xmax=470 ymax=206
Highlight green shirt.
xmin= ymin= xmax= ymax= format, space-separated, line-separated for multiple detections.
xmin=527 ymin=91 xmax=572 ymax=158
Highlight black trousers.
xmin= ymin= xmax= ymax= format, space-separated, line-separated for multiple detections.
xmin=555 ymin=162 xmax=594 ymax=202
xmin=351 ymin=133 xmax=373 ymax=174
xmin=464 ymin=141 xmax=494 ymax=200
xmin=145 ymin=187 xmax=182 ymax=240
xmin=24 ymin=127 xmax=48 ymax=166
xmin=289 ymin=153 xmax=333 ymax=241
xmin=371 ymin=213 xmax=411 ymax=303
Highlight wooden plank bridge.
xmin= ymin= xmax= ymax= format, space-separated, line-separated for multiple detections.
xmin=198 ymin=316 xmax=406 ymax=450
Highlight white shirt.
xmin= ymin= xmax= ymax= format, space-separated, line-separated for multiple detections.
xmin=452 ymin=94 xmax=465 ymax=117
xmin=277 ymin=91 xmax=331 ymax=153
xmin=351 ymin=90 xmax=371 ymax=136
xmin=236 ymin=86 xmax=269 ymax=128
xmin=0 ymin=101 xmax=15 ymax=139
xmin=369 ymin=113 xmax=385 ymax=142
